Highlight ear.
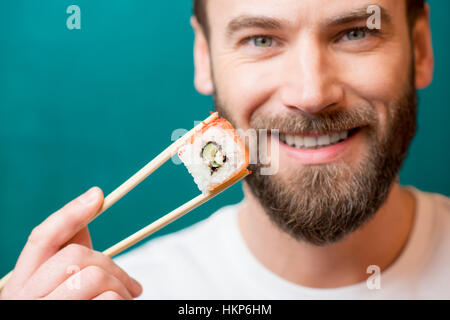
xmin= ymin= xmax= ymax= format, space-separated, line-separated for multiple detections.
xmin=191 ymin=16 xmax=214 ymax=95
xmin=413 ymin=3 xmax=434 ymax=89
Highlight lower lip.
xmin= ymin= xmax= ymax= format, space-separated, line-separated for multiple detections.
xmin=279 ymin=129 xmax=362 ymax=165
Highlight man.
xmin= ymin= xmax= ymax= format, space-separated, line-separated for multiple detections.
xmin=1 ymin=0 xmax=449 ymax=299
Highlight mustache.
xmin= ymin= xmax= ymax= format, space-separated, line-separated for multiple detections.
xmin=249 ymin=107 xmax=378 ymax=135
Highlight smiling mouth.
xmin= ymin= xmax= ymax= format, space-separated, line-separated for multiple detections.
xmin=279 ymin=127 xmax=361 ymax=150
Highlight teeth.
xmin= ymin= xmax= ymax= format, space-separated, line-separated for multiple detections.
xmin=330 ymin=133 xmax=341 ymax=144
xmin=286 ymin=134 xmax=295 ymax=146
xmin=339 ymin=131 xmax=348 ymax=140
xmin=281 ymin=130 xmax=351 ymax=149
xmin=304 ymin=137 xmax=317 ymax=148
xmin=294 ymin=136 xmax=304 ymax=148
xmin=317 ymin=135 xmax=331 ymax=146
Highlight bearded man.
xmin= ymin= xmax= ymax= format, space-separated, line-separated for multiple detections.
xmin=2 ymin=0 xmax=449 ymax=300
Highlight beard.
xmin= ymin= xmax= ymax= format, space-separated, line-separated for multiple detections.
xmin=214 ymin=73 xmax=418 ymax=246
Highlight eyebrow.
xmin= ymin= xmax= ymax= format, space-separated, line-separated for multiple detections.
xmin=226 ymin=6 xmax=393 ymax=38
xmin=226 ymin=15 xmax=289 ymax=37
xmin=325 ymin=6 xmax=392 ymax=28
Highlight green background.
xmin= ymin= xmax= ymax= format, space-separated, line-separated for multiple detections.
xmin=0 ymin=0 xmax=449 ymax=277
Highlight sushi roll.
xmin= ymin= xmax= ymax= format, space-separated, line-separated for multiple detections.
xmin=178 ymin=117 xmax=250 ymax=194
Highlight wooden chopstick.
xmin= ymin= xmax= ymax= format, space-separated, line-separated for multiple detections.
xmin=0 ymin=171 xmax=249 ymax=292
xmin=103 ymin=170 xmax=250 ymax=258
xmin=0 ymin=112 xmax=220 ymax=291
xmin=92 ymin=111 xmax=219 ymax=221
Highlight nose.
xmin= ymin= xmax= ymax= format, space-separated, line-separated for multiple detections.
xmin=279 ymin=35 xmax=344 ymax=115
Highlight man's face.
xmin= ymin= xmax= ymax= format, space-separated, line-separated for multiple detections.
xmin=199 ymin=0 xmax=422 ymax=245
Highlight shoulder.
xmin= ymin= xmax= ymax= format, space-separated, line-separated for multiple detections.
xmin=407 ymin=186 xmax=450 ymax=242
xmin=409 ymin=186 xmax=450 ymax=224
xmin=114 ymin=203 xmax=241 ymax=298
xmin=429 ymin=190 xmax=450 ymax=214
xmin=406 ymin=186 xmax=450 ymax=296
xmin=422 ymin=188 xmax=450 ymax=242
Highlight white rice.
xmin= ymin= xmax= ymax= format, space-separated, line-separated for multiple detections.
xmin=178 ymin=126 xmax=245 ymax=194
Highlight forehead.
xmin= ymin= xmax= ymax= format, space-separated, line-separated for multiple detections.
xmin=206 ymin=0 xmax=406 ymax=31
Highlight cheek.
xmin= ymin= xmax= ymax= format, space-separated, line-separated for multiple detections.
xmin=338 ymin=45 xmax=412 ymax=136
xmin=213 ymin=56 xmax=283 ymax=128
xmin=340 ymin=48 xmax=410 ymax=99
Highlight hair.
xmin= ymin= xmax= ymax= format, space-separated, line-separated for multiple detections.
xmin=407 ymin=0 xmax=426 ymax=27
xmin=193 ymin=0 xmax=426 ymax=40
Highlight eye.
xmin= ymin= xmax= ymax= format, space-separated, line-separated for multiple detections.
xmin=252 ymin=36 xmax=273 ymax=48
xmin=343 ymin=28 xmax=367 ymax=41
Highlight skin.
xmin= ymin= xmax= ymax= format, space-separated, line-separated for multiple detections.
xmin=192 ymin=0 xmax=433 ymax=288
xmin=0 ymin=187 xmax=142 ymax=299
xmin=0 ymin=0 xmax=434 ymax=298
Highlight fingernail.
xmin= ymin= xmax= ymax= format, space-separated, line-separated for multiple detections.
xmin=79 ymin=187 xmax=98 ymax=205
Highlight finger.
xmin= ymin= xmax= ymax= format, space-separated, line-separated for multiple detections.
xmin=22 ymin=244 xmax=142 ymax=298
xmin=43 ymin=266 xmax=133 ymax=300
xmin=65 ymin=226 xmax=92 ymax=249
xmin=92 ymin=291 xmax=125 ymax=300
xmin=8 ymin=187 xmax=103 ymax=290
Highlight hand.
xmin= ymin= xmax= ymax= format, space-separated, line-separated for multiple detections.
xmin=0 ymin=187 xmax=142 ymax=300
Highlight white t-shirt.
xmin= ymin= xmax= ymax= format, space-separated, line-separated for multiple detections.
xmin=115 ymin=186 xmax=450 ymax=299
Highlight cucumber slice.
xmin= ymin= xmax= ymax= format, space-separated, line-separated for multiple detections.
xmin=211 ymin=161 xmax=221 ymax=168
xmin=202 ymin=142 xmax=224 ymax=169
xmin=202 ymin=142 xmax=219 ymax=162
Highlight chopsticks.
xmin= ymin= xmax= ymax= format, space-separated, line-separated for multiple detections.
xmin=103 ymin=169 xmax=250 ymax=258
xmin=93 ymin=111 xmax=219 ymax=221
xmin=0 ymin=112 xmax=249 ymax=291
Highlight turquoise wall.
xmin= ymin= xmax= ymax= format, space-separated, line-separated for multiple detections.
xmin=1 ymin=0 xmax=449 ymax=277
